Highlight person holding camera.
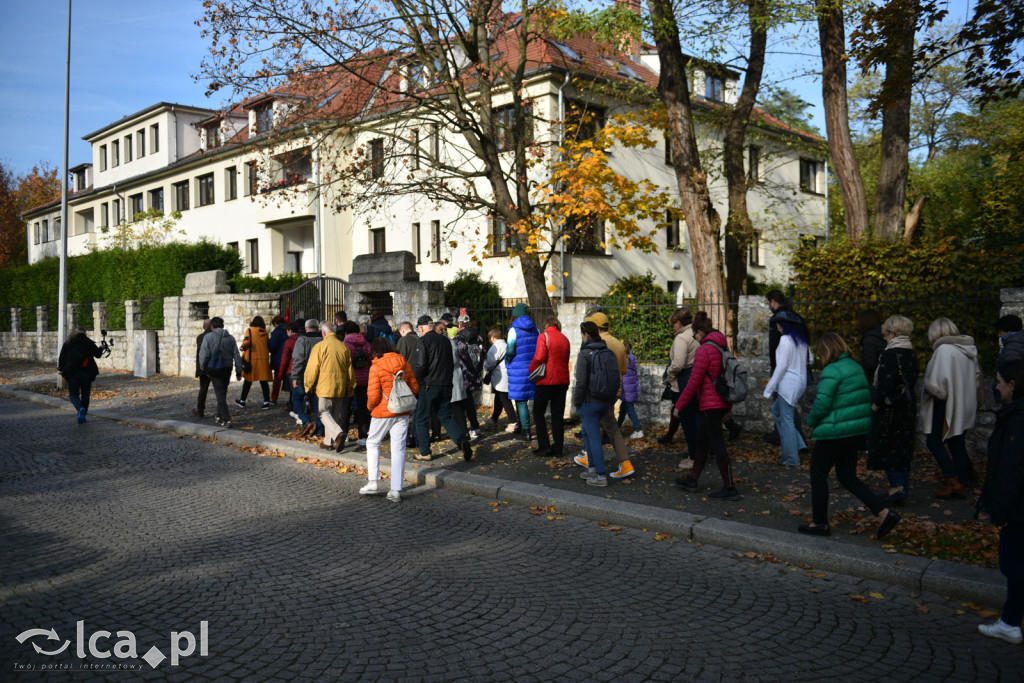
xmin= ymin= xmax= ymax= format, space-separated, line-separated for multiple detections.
xmin=58 ymin=326 xmax=107 ymax=424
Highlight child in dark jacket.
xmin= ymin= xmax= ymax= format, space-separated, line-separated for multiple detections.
xmin=617 ymin=343 xmax=643 ymax=439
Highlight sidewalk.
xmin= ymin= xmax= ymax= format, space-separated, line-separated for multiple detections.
xmin=1 ymin=359 xmax=1004 ymax=606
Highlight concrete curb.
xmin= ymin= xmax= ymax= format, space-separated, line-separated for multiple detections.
xmin=3 ymin=386 xmax=1005 ymax=606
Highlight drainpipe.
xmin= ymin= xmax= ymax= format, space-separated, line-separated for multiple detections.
xmin=169 ymin=105 xmax=178 ymax=163
xmin=557 ymin=71 xmax=570 ymax=305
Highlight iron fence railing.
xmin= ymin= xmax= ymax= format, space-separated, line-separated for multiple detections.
xmin=280 ymin=276 xmax=346 ymax=325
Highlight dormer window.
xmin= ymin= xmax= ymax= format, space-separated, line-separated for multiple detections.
xmin=550 ymin=40 xmax=582 ymax=62
xmin=254 ymin=103 xmax=273 ymax=134
xmin=204 ymin=124 xmax=221 ymax=150
xmin=705 ymin=75 xmax=725 ymax=102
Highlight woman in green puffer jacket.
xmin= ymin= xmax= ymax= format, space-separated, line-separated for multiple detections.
xmin=799 ymin=332 xmax=901 ymax=539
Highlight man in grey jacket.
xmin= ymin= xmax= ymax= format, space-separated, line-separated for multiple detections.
xmin=198 ymin=317 xmax=243 ymax=427
xmin=290 ymin=318 xmax=323 ymax=436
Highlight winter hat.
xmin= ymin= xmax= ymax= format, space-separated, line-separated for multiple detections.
xmin=440 ymin=312 xmax=454 ymax=323
xmin=512 ymin=303 xmax=528 ymax=317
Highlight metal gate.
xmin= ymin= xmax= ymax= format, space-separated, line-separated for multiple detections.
xmin=279 ymin=276 xmax=347 ymax=324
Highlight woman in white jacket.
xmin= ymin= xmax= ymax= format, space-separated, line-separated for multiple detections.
xmin=484 ymin=328 xmax=517 ymax=431
xmin=920 ymin=317 xmax=981 ymax=499
xmin=763 ymin=311 xmax=812 ymax=467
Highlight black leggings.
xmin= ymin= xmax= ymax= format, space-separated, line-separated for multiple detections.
xmin=690 ymin=408 xmax=733 ymax=488
xmin=490 ymin=391 xmax=516 ymax=424
xmin=810 ymin=436 xmax=884 ymax=525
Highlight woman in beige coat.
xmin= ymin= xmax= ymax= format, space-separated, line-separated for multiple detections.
xmin=920 ymin=317 xmax=981 ymax=499
xmin=237 ymin=315 xmax=273 ymax=409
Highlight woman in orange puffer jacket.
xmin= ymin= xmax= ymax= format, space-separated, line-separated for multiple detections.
xmin=360 ymin=337 xmax=419 ymax=502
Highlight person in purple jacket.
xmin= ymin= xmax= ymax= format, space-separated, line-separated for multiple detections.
xmin=617 ymin=342 xmax=643 ymax=439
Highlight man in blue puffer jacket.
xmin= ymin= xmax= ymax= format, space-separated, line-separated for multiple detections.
xmin=505 ymin=303 xmax=539 ymax=435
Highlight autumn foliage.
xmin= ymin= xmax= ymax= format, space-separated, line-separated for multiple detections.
xmin=0 ymin=162 xmax=62 ymax=268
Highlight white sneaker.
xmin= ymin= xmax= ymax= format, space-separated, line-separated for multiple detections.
xmin=505 ymin=423 xmax=518 ymax=433
xmin=289 ymin=411 xmax=303 ymax=425
xmin=386 ymin=490 xmax=401 ymax=503
xmin=978 ymin=620 xmax=1023 ymax=644
xmin=629 ymin=430 xmax=644 ymax=440
xmin=469 ymin=429 xmax=479 ymax=440
xmin=677 ymin=457 xmax=694 ymax=470
xmin=359 ymin=481 xmax=384 ymax=496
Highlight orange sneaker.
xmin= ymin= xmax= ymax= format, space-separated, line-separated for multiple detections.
xmin=610 ymin=460 xmax=635 ymax=479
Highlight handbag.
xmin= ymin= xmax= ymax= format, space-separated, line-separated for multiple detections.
xmin=883 ymin=355 xmax=911 ymax=406
xmin=302 ymin=391 xmax=315 ymax=417
xmin=528 ymin=333 xmax=549 ymax=382
xmin=387 ymin=370 xmax=418 ymax=414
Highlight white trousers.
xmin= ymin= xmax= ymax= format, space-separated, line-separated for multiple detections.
xmin=366 ymin=414 xmax=409 ymax=491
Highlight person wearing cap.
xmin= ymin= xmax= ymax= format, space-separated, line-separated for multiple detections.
xmin=440 ymin=312 xmax=458 ymax=338
xmin=505 ymin=302 xmax=540 ymax=435
xmin=763 ymin=310 xmax=813 ymax=467
xmin=573 ymin=311 xmax=636 ymax=479
xmin=765 ymin=290 xmax=805 ymax=445
xmin=412 ymin=314 xmax=473 ymax=461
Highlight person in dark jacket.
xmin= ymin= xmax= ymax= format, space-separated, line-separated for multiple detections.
xmin=857 ymin=309 xmax=886 ymax=383
xmin=367 ymin=309 xmax=394 ymax=342
xmin=800 ymin=332 xmax=900 ymax=539
xmin=58 ymin=326 xmax=105 ymax=424
xmin=290 ymin=319 xmax=324 ymax=436
xmin=994 ymin=315 xmax=1024 ymax=405
xmin=198 ymin=317 xmax=244 ymax=427
xmin=867 ymin=315 xmax=919 ymax=506
xmin=529 ymin=315 xmax=571 ymax=457
xmin=453 ymin=315 xmax=485 ymax=439
xmin=192 ymin=318 xmax=212 ymax=418
xmin=412 ymin=315 xmax=472 ymax=461
xmin=268 ymin=315 xmax=288 ymax=405
xmin=341 ymin=320 xmax=373 ymax=445
xmin=396 ymin=321 xmax=418 ymax=362
xmin=977 ymin=359 xmax=1024 ymax=644
xmin=573 ymin=321 xmax=616 ymax=487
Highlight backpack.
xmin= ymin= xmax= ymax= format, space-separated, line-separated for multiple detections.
xmin=387 ymin=370 xmax=418 ymax=414
xmin=705 ymin=341 xmax=748 ymax=403
xmin=206 ymin=341 xmax=226 ymax=374
xmin=466 ymin=342 xmax=484 ymax=375
xmin=351 ymin=346 xmax=370 ymax=370
xmin=588 ymin=346 xmax=621 ymax=402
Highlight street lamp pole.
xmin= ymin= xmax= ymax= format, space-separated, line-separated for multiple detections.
xmin=56 ymin=0 xmax=72 ymax=385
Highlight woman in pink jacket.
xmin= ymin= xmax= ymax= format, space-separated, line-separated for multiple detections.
xmin=672 ymin=317 xmax=740 ymax=501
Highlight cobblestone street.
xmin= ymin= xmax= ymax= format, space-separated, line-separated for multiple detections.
xmin=2 ymin=394 xmax=1023 ymax=681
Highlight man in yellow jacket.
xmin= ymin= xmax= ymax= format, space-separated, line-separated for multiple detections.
xmin=304 ymin=321 xmax=356 ymax=452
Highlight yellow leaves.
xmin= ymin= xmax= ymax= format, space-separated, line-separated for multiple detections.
xmin=868 ymin=592 xmax=885 ymax=600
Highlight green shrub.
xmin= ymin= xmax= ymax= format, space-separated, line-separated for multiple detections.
xmin=444 ymin=270 xmax=502 ymax=307
xmin=0 ymin=240 xmax=242 ymax=330
xmin=599 ymin=272 xmax=675 ymax=361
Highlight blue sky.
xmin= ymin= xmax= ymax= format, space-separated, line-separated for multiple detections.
xmin=0 ymin=0 xmax=976 ymax=179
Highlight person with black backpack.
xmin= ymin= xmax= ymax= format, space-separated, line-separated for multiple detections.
xmin=673 ymin=317 xmax=742 ymax=501
xmin=453 ymin=314 xmax=485 ymax=439
xmin=58 ymin=326 xmax=106 ymax=424
xmin=572 ymin=321 xmax=621 ymax=488
xmin=341 ymin=320 xmax=373 ymax=446
xmin=198 ymin=317 xmax=244 ymax=428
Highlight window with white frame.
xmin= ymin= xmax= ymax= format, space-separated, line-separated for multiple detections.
xmin=125 ymin=135 xmax=133 ymax=162
xmin=705 ymin=75 xmax=725 ymax=102
xmin=493 ymin=103 xmax=533 ymax=152
xmin=665 ymin=210 xmax=682 ymax=250
xmin=99 ymin=145 xmax=108 ymax=171
xmin=800 ymin=158 xmax=821 ymax=194
xmin=565 ymin=214 xmax=604 ymax=254
xmin=748 ymin=146 xmax=761 ymax=183
xmin=369 ymin=139 xmax=384 ymax=179
xmin=111 ymin=140 xmax=120 ymax=167
xmin=429 ymin=123 xmax=440 ymax=160
xmin=100 ymin=203 xmax=109 ymax=227
xmin=112 ymin=199 xmax=121 ymax=224
xmin=411 ymin=129 xmax=420 ymax=171
xmin=749 ymin=229 xmax=764 ymax=266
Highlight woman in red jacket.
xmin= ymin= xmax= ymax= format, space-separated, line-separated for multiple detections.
xmin=529 ymin=315 xmax=572 ymax=457
xmin=672 ymin=317 xmax=741 ymax=500
xmin=361 ymin=337 xmax=419 ymax=502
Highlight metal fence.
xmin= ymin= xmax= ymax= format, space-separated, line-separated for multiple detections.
xmin=280 ymin=276 xmax=347 ymax=325
xmin=455 ymin=298 xmax=556 ymax=340
xmin=598 ymin=295 xmax=735 ymax=362
xmin=139 ymin=297 xmax=164 ymax=329
xmin=794 ymin=285 xmax=1003 ymax=371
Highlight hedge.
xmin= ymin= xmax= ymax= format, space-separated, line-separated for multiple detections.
xmin=0 ymin=241 xmax=242 ymax=330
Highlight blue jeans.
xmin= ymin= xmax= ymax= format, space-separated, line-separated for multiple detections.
xmin=617 ymin=401 xmax=641 ymax=431
xmin=67 ymin=373 xmax=93 ymax=413
xmin=886 ymin=471 xmax=910 ymax=491
xmin=772 ymin=396 xmax=806 ymax=466
xmin=415 ymin=385 xmax=466 ymax=456
xmin=578 ymin=402 xmax=612 ymax=475
xmin=291 ymin=381 xmax=323 ymax=432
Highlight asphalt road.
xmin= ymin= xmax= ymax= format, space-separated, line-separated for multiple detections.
xmin=2 ymin=395 xmax=1023 ymax=681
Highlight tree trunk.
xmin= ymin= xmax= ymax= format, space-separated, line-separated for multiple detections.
xmin=873 ymin=5 xmax=916 ymax=241
xmin=903 ymin=195 xmax=926 ymax=244
xmin=723 ymin=0 xmax=768 ymax=343
xmin=648 ymin=0 xmax=728 ymax=332
xmin=816 ymin=0 xmax=869 ymax=240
